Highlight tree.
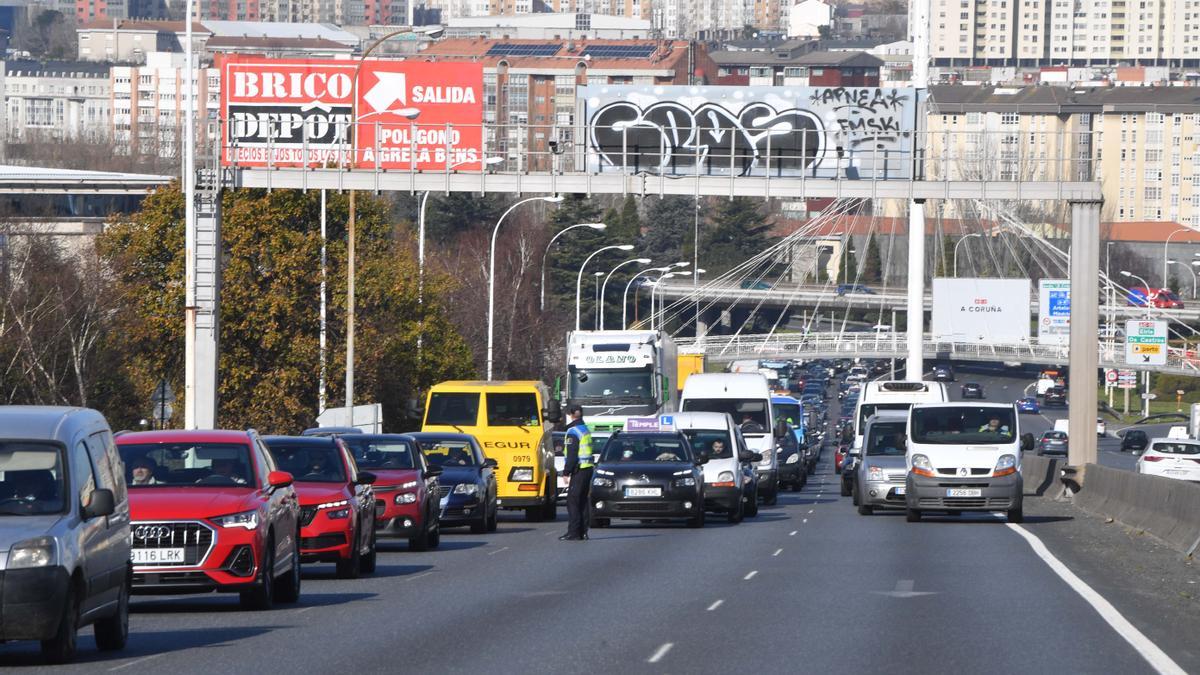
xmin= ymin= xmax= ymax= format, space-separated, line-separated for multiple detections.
xmin=838 ymin=242 xmax=860 ymax=284
xmin=14 ymin=10 xmax=77 ymax=60
xmin=99 ymin=183 xmax=473 ymax=432
xmin=544 ymin=195 xmax=608 ymax=326
xmin=639 ymin=196 xmax=694 ymax=265
xmin=932 ymin=235 xmax=957 ymax=278
xmin=421 ymin=192 xmax=507 ymax=245
xmin=860 ymin=232 xmax=883 ymax=284
xmin=700 ymin=198 xmax=776 ymax=278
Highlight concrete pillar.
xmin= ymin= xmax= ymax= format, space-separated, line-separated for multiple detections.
xmin=904 ymin=199 xmax=926 ymax=380
xmin=1067 ymin=200 xmax=1101 ymax=467
xmin=185 ymin=188 xmax=221 ymax=429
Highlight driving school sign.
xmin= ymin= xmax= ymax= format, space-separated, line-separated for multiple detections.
xmin=221 ymin=57 xmax=484 ymax=171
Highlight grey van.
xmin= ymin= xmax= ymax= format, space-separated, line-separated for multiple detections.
xmin=854 ymin=411 xmax=910 ymax=515
xmin=0 ymin=406 xmax=131 ymax=663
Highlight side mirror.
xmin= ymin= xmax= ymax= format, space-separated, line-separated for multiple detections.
xmin=738 ymin=450 xmax=755 ymax=462
xmin=696 ymin=452 xmax=709 ymax=465
xmin=356 ymin=471 xmax=377 ymax=485
xmin=543 ymin=399 xmax=563 ymax=424
xmin=1020 ymin=433 xmax=1035 ymax=452
xmin=267 ymin=470 xmax=294 ymax=489
xmin=483 ymin=458 xmax=499 ymax=469
xmin=84 ymin=488 xmax=115 ymax=519
xmin=425 ymin=464 xmax=444 ymax=477
xmin=749 ymin=452 xmax=763 ymax=463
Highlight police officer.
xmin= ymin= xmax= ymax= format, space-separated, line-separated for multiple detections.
xmin=559 ymin=404 xmax=593 ymax=541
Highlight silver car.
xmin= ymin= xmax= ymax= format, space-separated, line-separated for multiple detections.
xmin=0 ymin=407 xmax=131 ymax=663
xmin=854 ymin=411 xmax=910 ymax=515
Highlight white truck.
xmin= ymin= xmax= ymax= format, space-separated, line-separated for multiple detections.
xmin=563 ymin=330 xmax=679 ymax=436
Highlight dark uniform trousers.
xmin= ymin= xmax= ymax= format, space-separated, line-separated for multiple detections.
xmin=566 ymin=467 xmax=593 ymax=538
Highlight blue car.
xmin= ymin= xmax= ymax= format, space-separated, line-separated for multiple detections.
xmin=1016 ymin=397 xmax=1040 ymax=414
xmin=406 ymin=432 xmax=499 ymax=534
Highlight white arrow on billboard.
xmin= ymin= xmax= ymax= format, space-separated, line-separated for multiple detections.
xmin=363 ymin=72 xmax=407 ymax=114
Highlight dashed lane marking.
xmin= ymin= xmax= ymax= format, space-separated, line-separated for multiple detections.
xmin=744 ymin=570 xmax=758 ymax=580
xmin=647 ymin=643 xmax=674 ymax=664
xmin=707 ymin=599 xmax=724 ymax=611
xmin=110 ymin=654 xmax=165 ymax=671
xmin=789 ymin=530 xmax=798 ymax=536
xmin=487 ymin=546 xmax=510 ymax=556
xmin=773 ymin=548 xmax=783 ymax=557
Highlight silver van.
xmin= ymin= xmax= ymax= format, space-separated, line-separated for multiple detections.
xmin=0 ymin=406 xmax=131 ymax=663
xmin=854 ymin=411 xmax=910 ymax=515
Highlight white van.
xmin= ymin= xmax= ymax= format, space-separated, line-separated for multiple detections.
xmin=681 ymin=373 xmax=781 ymax=505
xmin=672 ymin=412 xmax=758 ymax=523
xmin=853 ymin=381 xmax=948 ymax=450
xmin=904 ymin=402 xmax=1025 ymax=523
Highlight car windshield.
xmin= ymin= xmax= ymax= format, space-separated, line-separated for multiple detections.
xmin=1163 ymin=291 xmax=1183 ymax=302
xmin=910 ymin=407 xmax=1017 ymax=444
xmin=0 ymin=442 xmax=66 ymax=515
xmin=866 ymin=422 xmax=907 ymax=456
xmin=426 ymin=393 xmax=480 ymax=426
xmin=267 ymin=442 xmax=348 ymax=483
xmin=569 ymin=368 xmax=654 ymax=401
xmin=1149 ymin=442 xmax=1200 ymax=455
xmin=857 ymin=403 xmax=912 ymax=433
xmin=681 ymin=430 xmax=733 ymax=459
xmin=682 ymin=399 xmax=768 ymax=431
xmin=600 ymin=435 xmax=693 ymax=463
xmin=119 ymin=443 xmax=256 ymax=487
xmin=772 ymin=403 xmax=802 ymax=426
xmin=340 ymin=437 xmax=418 ymax=470
xmin=486 ymin=393 xmax=541 ymax=427
xmin=419 ymin=440 xmax=479 ymax=467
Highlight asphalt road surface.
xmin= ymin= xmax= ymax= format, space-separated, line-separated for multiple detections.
xmin=2 ymin=462 xmax=1185 ymax=672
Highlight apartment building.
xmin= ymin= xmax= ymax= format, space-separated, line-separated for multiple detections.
xmin=445 ymin=13 xmax=653 ymax=38
xmin=1 ymin=61 xmax=112 ymax=144
xmin=111 ymin=51 xmax=220 ymax=158
xmin=77 ymin=20 xmax=210 ymax=63
xmin=711 ymin=47 xmax=882 ymax=85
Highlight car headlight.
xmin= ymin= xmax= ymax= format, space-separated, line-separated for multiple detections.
xmin=8 ymin=537 xmax=55 ymax=569
xmin=674 ymin=477 xmax=696 ymax=487
xmin=910 ymin=454 xmax=935 ymax=478
xmin=592 ymin=476 xmax=614 ymax=488
xmin=214 ymin=510 xmax=259 ymax=530
xmin=786 ymin=453 xmax=800 ymax=464
xmin=453 ymin=483 xmax=479 ymax=496
xmin=394 ymin=493 xmax=417 ymax=505
xmin=509 ymin=467 xmax=534 ymax=482
xmin=327 ymin=508 xmax=351 ymax=519
xmin=867 ymin=466 xmax=884 ymax=481
xmin=758 ymin=450 xmax=773 ymax=466
xmin=993 ymin=454 xmax=1018 ymax=477
xmin=399 ymin=480 xmax=419 ymax=490
xmin=717 ymin=471 xmax=735 ymax=483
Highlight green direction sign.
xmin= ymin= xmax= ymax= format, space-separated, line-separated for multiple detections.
xmin=1125 ymin=320 xmax=1167 ymax=366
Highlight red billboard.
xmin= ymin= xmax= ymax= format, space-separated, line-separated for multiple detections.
xmin=221 ymin=57 xmax=484 ymax=171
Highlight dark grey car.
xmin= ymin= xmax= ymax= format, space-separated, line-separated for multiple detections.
xmin=0 ymin=407 xmax=131 ymax=663
xmin=854 ymin=412 xmax=911 ymax=515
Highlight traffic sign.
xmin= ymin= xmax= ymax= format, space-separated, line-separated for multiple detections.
xmin=1104 ymin=369 xmax=1118 ymax=384
xmin=150 ymin=380 xmax=175 ymax=404
xmin=1125 ymin=320 xmax=1168 ymax=366
xmin=1118 ymin=369 xmax=1137 ymax=389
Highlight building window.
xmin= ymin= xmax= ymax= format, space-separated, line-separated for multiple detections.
xmin=1001 ymin=112 xmax=1019 ymax=125
xmin=575 ymin=13 xmax=591 ymax=30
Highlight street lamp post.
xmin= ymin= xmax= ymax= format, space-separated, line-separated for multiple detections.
xmin=488 ymin=195 xmax=564 ymax=380
xmin=953 ymin=233 xmax=983 ymax=277
xmin=1164 ymin=228 xmax=1192 ymax=287
xmin=576 ymin=244 xmax=634 ymax=330
xmin=539 ymin=222 xmax=607 ymax=312
xmin=623 ymin=267 xmax=672 ymax=329
xmin=1120 ymin=270 xmax=1153 ymax=318
xmin=651 ymin=269 xmax=705 ymax=330
xmin=592 ymin=271 xmax=605 ymax=328
xmin=599 ymin=257 xmax=652 ymax=330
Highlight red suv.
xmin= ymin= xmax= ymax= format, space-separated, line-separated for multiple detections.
xmin=262 ymin=435 xmax=378 ymax=578
xmin=338 ymin=434 xmax=443 ymax=551
xmin=115 ymin=430 xmax=301 ymax=610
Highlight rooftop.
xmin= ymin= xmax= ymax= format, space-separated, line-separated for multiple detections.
xmin=2 ymin=60 xmax=111 ymax=77
xmin=78 ymin=19 xmax=209 ymax=33
xmin=930 ymin=84 xmax=1200 ymax=113
xmin=418 ymin=37 xmax=697 ymax=71
xmin=205 ymin=36 xmax=355 ymax=51
xmin=711 ymin=49 xmax=881 ymax=67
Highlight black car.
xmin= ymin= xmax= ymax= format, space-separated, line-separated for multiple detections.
xmin=961 ymin=383 xmax=984 ymax=399
xmin=405 ymin=432 xmax=498 ymax=532
xmin=931 ymin=365 xmax=955 ymax=382
xmin=775 ymin=429 xmax=807 ymax=492
xmin=589 ymin=431 xmax=707 ymax=528
xmin=1120 ymin=429 xmax=1149 ymax=452
xmin=1043 ymin=386 xmax=1068 ymax=407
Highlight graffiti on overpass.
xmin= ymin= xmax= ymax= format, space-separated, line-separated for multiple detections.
xmin=583 ymin=85 xmax=918 ymax=180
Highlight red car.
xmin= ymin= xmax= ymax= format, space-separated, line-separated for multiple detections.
xmin=262 ymin=435 xmax=378 ymax=577
xmin=338 ymin=434 xmax=443 ymax=551
xmin=115 ymin=430 xmax=301 ymax=610
xmin=835 ymin=443 xmax=850 ymax=474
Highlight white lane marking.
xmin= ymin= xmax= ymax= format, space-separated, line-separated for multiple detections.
xmin=405 ymin=571 xmax=434 ymax=582
xmin=773 ymin=548 xmax=783 ymax=557
xmin=109 ymin=654 xmax=165 ymax=671
xmin=1006 ymin=523 xmax=1186 ymax=675
xmin=647 ymin=643 xmax=674 ymax=664
xmin=802 ymin=519 xmax=808 ymax=524
xmin=789 ymin=530 xmax=798 ymax=536
xmin=487 ymin=546 xmax=510 ymax=556
xmin=707 ymin=599 xmax=724 ymax=611
xmin=744 ymin=570 xmax=758 ymax=580
xmin=808 ymin=509 xmax=814 ymax=514
xmin=294 ymin=606 xmax=316 ymax=614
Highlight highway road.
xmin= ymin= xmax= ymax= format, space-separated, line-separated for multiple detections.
xmin=2 ymin=400 xmax=1192 ymax=673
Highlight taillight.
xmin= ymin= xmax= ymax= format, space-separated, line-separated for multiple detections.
xmin=1142 ymin=455 xmax=1165 ymax=462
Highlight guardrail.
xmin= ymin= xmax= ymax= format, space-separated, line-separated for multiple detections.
xmin=676 ymin=332 xmax=1200 ymax=375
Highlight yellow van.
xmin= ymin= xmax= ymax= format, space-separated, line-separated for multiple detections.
xmin=422 ymin=381 xmax=557 ymax=521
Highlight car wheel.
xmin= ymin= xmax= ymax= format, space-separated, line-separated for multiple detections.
xmin=840 ymin=480 xmax=851 ymax=497
xmin=336 ymin=526 xmax=363 ymax=579
xmin=835 ymin=463 xmax=842 ymax=475
xmin=851 ymin=483 xmax=861 ymax=506
xmin=541 ymin=482 xmax=558 ymax=521
xmin=727 ymin=497 xmax=744 ymax=524
xmin=428 ymin=522 xmax=441 ymax=549
xmin=41 ymin=584 xmax=78 ymax=664
xmin=486 ymin=505 xmax=498 ymax=532
xmin=857 ymin=503 xmax=873 ymax=516
xmin=1007 ymin=505 xmax=1024 ymax=523
xmin=275 ymin=536 xmax=302 ymax=602
xmin=745 ymin=491 xmax=759 ymax=517
xmin=408 ymin=521 xmax=432 ymax=552
xmin=360 ymin=528 xmax=378 ymax=575
xmin=240 ymin=539 xmax=275 ymax=610
xmin=686 ymin=509 xmax=705 ymax=528
xmin=470 ymin=509 xmax=488 ymax=534
xmin=94 ymin=573 xmax=129 ymax=651
xmin=905 ymin=507 xmax=922 ymax=523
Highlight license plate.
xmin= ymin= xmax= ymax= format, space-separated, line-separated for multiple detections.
xmin=625 ymin=487 xmax=662 ymax=498
xmin=946 ymin=488 xmax=982 ymax=498
xmin=557 ymin=477 xmax=570 ymax=488
xmin=894 ymin=486 xmax=906 ymax=496
xmin=132 ymin=548 xmax=184 ymax=564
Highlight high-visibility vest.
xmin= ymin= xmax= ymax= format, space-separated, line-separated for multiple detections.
xmin=566 ymin=423 xmax=594 ymax=469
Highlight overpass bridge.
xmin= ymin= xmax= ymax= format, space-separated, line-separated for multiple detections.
xmin=677 ymin=332 xmax=1200 ymax=377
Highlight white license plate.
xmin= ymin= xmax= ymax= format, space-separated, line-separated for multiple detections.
xmin=132 ymin=548 xmax=184 ymax=564
xmin=625 ymin=487 xmax=662 ymax=498
xmin=946 ymin=488 xmax=982 ymax=498
xmin=557 ymin=477 xmax=570 ymax=488
xmin=894 ymin=486 xmax=906 ymax=496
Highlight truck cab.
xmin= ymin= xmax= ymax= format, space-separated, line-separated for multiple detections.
xmin=422 ymin=381 xmax=556 ymax=521
xmin=564 ymin=330 xmax=678 ymax=435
